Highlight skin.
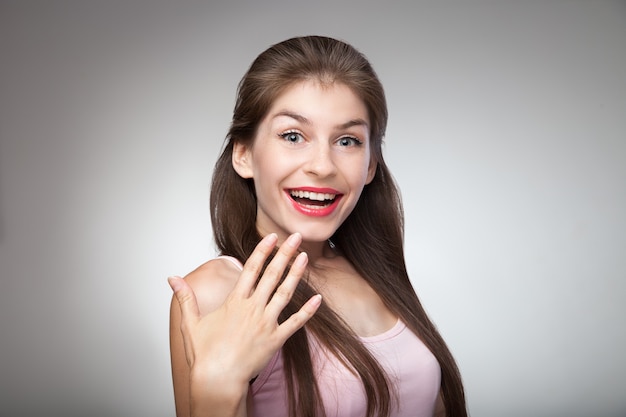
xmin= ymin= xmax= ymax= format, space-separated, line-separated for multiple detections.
xmin=232 ymin=80 xmax=377 ymax=259
xmin=169 ymin=233 xmax=320 ymax=417
xmin=169 ymin=80 xmax=439 ymax=416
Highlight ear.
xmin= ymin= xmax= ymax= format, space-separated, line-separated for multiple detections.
xmin=232 ymin=142 xmax=254 ymax=179
xmin=365 ymin=159 xmax=377 ymax=185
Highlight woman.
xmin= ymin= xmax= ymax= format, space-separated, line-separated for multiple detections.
xmin=169 ymin=35 xmax=467 ymax=417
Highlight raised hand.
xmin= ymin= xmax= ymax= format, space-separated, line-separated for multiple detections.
xmin=169 ymin=233 xmax=322 ymax=399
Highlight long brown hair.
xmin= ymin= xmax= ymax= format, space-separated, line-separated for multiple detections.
xmin=210 ymin=36 xmax=466 ymax=417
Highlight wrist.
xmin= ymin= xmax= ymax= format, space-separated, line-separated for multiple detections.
xmin=189 ymin=366 xmax=249 ymax=416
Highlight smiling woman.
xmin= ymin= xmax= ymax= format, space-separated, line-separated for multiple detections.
xmin=168 ymin=36 xmax=467 ymax=417
xmin=232 ymin=80 xmax=375 ymax=240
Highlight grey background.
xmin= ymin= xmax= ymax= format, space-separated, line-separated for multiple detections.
xmin=1 ymin=1 xmax=625 ymax=416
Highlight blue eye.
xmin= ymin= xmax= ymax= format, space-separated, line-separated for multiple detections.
xmin=279 ymin=131 xmax=304 ymax=144
xmin=337 ymin=136 xmax=362 ymax=147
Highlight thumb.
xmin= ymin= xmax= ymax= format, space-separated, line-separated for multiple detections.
xmin=168 ymin=276 xmax=201 ymax=322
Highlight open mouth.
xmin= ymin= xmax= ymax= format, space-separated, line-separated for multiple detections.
xmin=289 ymin=189 xmax=339 ymax=209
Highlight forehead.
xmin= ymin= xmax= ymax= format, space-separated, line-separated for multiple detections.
xmin=265 ymin=80 xmax=369 ymax=126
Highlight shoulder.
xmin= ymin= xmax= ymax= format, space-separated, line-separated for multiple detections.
xmin=183 ymin=256 xmax=244 ymax=315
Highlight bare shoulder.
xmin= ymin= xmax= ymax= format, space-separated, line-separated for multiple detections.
xmin=183 ymin=257 xmax=243 ymax=315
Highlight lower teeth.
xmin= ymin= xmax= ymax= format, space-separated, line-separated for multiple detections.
xmin=301 ymin=202 xmax=330 ymax=209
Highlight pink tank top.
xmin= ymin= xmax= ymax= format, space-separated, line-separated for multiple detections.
xmin=216 ymin=256 xmax=441 ymax=417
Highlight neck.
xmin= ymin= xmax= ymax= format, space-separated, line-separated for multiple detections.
xmin=300 ymin=238 xmax=337 ymax=263
xmin=255 ymin=226 xmax=337 ymax=263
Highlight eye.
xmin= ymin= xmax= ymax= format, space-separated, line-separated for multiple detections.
xmin=279 ymin=131 xmax=304 ymax=144
xmin=337 ymin=136 xmax=363 ymax=147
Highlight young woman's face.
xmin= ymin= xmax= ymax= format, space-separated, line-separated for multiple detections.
xmin=233 ymin=80 xmax=376 ymax=244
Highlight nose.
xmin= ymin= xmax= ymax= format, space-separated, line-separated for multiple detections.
xmin=304 ymin=141 xmax=337 ymax=178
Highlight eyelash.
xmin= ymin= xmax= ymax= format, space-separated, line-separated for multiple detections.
xmin=278 ymin=130 xmax=304 ymax=144
xmin=278 ymin=130 xmax=363 ymax=147
xmin=337 ymin=136 xmax=363 ymax=147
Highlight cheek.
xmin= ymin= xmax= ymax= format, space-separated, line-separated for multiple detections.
xmin=350 ymin=156 xmax=374 ymax=183
xmin=255 ymin=156 xmax=288 ymax=180
xmin=250 ymin=151 xmax=294 ymax=193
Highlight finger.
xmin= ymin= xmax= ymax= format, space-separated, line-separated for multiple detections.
xmin=264 ymin=251 xmax=308 ymax=318
xmin=275 ymin=294 xmax=322 ymax=341
xmin=168 ymin=276 xmax=201 ymax=323
xmin=232 ymin=233 xmax=278 ymax=297
xmin=254 ymin=233 xmax=302 ymax=301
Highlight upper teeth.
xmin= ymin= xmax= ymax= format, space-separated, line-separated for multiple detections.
xmin=290 ymin=190 xmax=336 ymax=201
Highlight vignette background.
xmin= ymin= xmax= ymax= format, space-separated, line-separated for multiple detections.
xmin=1 ymin=1 xmax=625 ymax=416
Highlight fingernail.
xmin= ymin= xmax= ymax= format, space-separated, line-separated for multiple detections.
xmin=311 ymin=294 xmax=322 ymax=308
xmin=286 ymin=232 xmax=301 ymax=248
xmin=294 ymin=252 xmax=308 ymax=267
xmin=167 ymin=276 xmax=180 ymax=289
xmin=263 ymin=233 xmax=278 ymax=246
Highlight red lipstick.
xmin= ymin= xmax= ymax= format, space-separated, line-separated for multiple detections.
xmin=285 ymin=187 xmax=343 ymax=217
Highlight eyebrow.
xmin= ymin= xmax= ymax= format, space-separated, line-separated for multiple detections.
xmin=272 ymin=110 xmax=369 ymax=130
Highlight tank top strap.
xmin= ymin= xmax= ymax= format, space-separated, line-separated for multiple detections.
xmin=215 ymin=255 xmax=244 ymax=271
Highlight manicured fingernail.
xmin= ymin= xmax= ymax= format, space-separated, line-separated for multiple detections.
xmin=311 ymin=294 xmax=322 ymax=308
xmin=167 ymin=276 xmax=181 ymax=289
xmin=286 ymin=232 xmax=301 ymax=248
xmin=263 ymin=233 xmax=278 ymax=246
xmin=294 ymin=252 xmax=308 ymax=267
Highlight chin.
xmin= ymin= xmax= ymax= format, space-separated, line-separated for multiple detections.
xmin=296 ymin=228 xmax=335 ymax=244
